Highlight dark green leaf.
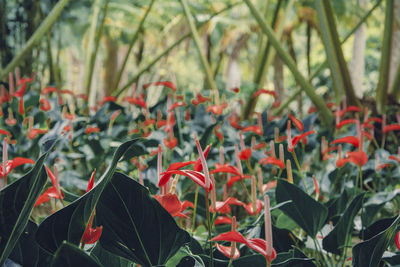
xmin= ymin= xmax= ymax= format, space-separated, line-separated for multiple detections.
xmin=276 ymin=179 xmax=328 ymax=237
xmin=36 ymin=139 xmax=141 ymax=253
xmin=50 ymin=242 xmax=102 ymax=267
xmin=323 ymin=193 xmax=365 ymax=255
xmin=91 ymin=243 xmax=132 ymax=267
xmin=352 ymin=215 xmax=400 ymax=267
xmin=0 ymin=153 xmax=48 ymax=265
xmin=97 ymin=172 xmax=191 ymax=266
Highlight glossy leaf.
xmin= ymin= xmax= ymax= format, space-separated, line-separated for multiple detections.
xmin=36 ymin=139 xmax=142 ymax=253
xmin=276 ymin=179 xmax=328 ymax=237
xmin=91 ymin=243 xmax=132 ymax=267
xmin=50 ymin=242 xmax=102 ymax=267
xmin=0 ymin=153 xmax=48 ymax=265
xmin=352 ymin=215 xmax=400 ymax=267
xmin=323 ymin=193 xmax=365 ymax=255
xmin=97 ymin=172 xmax=191 ymax=266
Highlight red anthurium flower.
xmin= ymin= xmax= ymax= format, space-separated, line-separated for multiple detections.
xmin=81 ymin=211 xmax=103 ymax=245
xmin=288 ymin=131 xmax=315 ymax=152
xmin=376 ymin=163 xmax=393 ymax=171
xmin=288 ymin=113 xmax=304 ymax=132
xmin=154 ymin=193 xmax=194 ymax=218
xmin=168 ymin=102 xmax=186 ymax=112
xmin=242 ymin=113 xmax=263 ymax=135
xmin=383 ymin=124 xmax=400 ymax=134
xmin=231 ymin=87 xmax=240 ymax=93
xmin=243 ymin=199 xmax=263 ymax=215
xmin=395 ymin=231 xmax=400 ymax=250
xmin=191 ymin=93 xmax=211 ymax=106
xmin=14 ymin=74 xmax=34 ymax=98
xmin=211 ymin=163 xmax=241 ymax=176
xmin=216 ymin=243 xmax=240 ymax=259
xmin=259 ymin=156 xmax=285 ymax=169
xmin=85 ymin=126 xmax=100 ymax=134
xmin=40 ymin=98 xmax=51 ymax=111
xmin=158 ymin=161 xmax=195 ymax=187
xmin=162 ymin=169 xmax=213 ymax=192
xmin=143 ymin=81 xmax=176 ymax=92
xmin=163 ymin=131 xmax=178 ymax=149
xmin=0 ymin=129 xmax=11 ymax=137
xmin=210 ymin=197 xmax=244 ymax=214
xmin=227 ymin=174 xmax=251 ymax=187
xmin=238 ymin=132 xmax=252 ymax=160
xmin=389 ymin=154 xmax=400 ymax=163
xmin=336 ymin=119 xmax=357 ymax=130
xmin=0 ymin=157 xmax=35 ymax=177
xmin=228 ymin=112 xmax=243 ymax=130
xmin=214 ymin=125 xmax=224 ymax=142
xmin=206 ymin=103 xmax=228 ymax=116
xmin=214 ymin=216 xmax=232 ymax=225
xmin=98 ymin=96 xmax=117 ymax=106
xmin=193 ymin=145 xmax=211 ymax=172
xmin=331 ymin=136 xmax=360 ymax=148
xmin=123 ymin=96 xmax=147 ymax=109
xmin=27 ymin=129 xmax=48 ymax=140
xmin=34 ymin=186 xmax=62 ymax=207
xmin=337 ymin=150 xmax=368 ymax=168
xmin=343 ymin=105 xmax=362 ymax=114
xmin=252 ymin=89 xmax=277 ymax=98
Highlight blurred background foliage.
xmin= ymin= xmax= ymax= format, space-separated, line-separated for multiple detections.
xmin=0 ymin=0 xmax=398 ymax=118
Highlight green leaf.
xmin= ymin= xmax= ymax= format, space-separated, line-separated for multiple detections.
xmin=8 ymin=220 xmax=52 ymax=267
xmin=91 ymin=243 xmax=132 ymax=267
xmin=323 ymin=193 xmax=365 ymax=255
xmin=36 ymin=139 xmax=142 ymax=253
xmin=96 ymin=172 xmax=191 ymax=266
xmin=362 ymin=190 xmax=400 ymax=227
xmin=50 ymin=242 xmax=102 ymax=267
xmin=166 ymin=246 xmax=205 ymax=267
xmin=352 ymin=215 xmax=400 ymax=267
xmin=272 ymin=247 xmax=316 ymax=267
xmin=0 ymin=153 xmax=48 ymax=265
xmin=275 ymin=179 xmax=328 ymax=237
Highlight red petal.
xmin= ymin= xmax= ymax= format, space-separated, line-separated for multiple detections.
xmin=41 ymin=87 xmax=59 ymax=94
xmin=10 ymin=157 xmax=35 ymax=170
xmin=154 ymin=193 xmax=182 ymax=216
xmin=211 ymin=230 xmax=248 ymax=244
xmin=395 ymin=231 xmax=400 ymax=250
xmin=227 ymin=175 xmax=251 ymax=187
xmin=161 ymin=170 xmax=213 ymax=192
xmin=0 ymin=129 xmax=11 ymax=136
xmin=194 ymin=145 xmax=211 ymax=172
xmin=383 ymin=124 xmax=400 ymax=133
xmin=242 ymin=126 xmax=263 ymax=135
xmin=331 ymin=136 xmax=360 ymax=148
xmin=243 ymin=199 xmax=263 ymax=215
xmin=252 ymin=89 xmax=277 ymax=98
xmin=290 ymin=131 xmax=315 ymax=151
xmin=34 ymin=194 xmax=51 ymax=207
xmin=343 ymin=105 xmax=362 ymax=113
xmin=259 ymin=157 xmax=285 ymax=169
xmin=239 ymin=148 xmax=252 ymax=161
xmin=246 ymin=238 xmax=277 ymax=261
xmin=168 ymin=102 xmax=186 ymax=112
xmin=347 ymin=150 xmax=368 ymax=167
xmin=210 ymin=164 xmax=241 ymax=176
xmin=336 ymin=119 xmax=357 ymax=129
xmin=158 ymin=161 xmax=195 ymax=186
xmin=288 ymin=114 xmax=304 ymax=132
xmin=216 ymin=243 xmax=240 ymax=259
xmin=81 ymin=226 xmax=103 ymax=244
xmin=87 ymin=169 xmax=96 ymax=192
xmin=143 ymin=81 xmax=176 ymax=92
xmin=214 ymin=216 xmax=232 ymax=225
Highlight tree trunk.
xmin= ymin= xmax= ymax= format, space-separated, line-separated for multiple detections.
xmin=103 ymin=36 xmax=118 ymax=96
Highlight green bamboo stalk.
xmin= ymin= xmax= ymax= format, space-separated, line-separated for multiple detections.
xmin=315 ymin=0 xmax=360 ymax=106
xmin=376 ymin=0 xmax=394 ymax=113
xmin=243 ymin=0 xmax=293 ymax=119
xmin=180 ymin=0 xmax=217 ymax=92
xmin=392 ymin=64 xmax=400 ymax=98
xmin=243 ymin=0 xmax=333 ymax=127
xmin=0 ymin=0 xmax=69 ymax=79
xmin=114 ymin=2 xmax=241 ymax=98
xmin=273 ymin=0 xmax=382 ymax=116
xmin=84 ymin=0 xmax=110 ymax=96
xmin=112 ymin=0 xmax=155 ymax=92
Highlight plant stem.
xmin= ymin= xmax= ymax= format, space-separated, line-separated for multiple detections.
xmin=291 ymin=151 xmax=308 ymax=193
xmin=205 ymin=191 xmax=214 ymax=267
xmin=191 ymin=185 xmax=199 ymax=234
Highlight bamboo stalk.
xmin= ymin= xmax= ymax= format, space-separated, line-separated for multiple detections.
xmin=180 ymin=0 xmax=218 ymax=93
xmin=243 ymin=0 xmax=333 ymax=128
xmin=376 ymin=0 xmax=394 ymax=113
xmin=0 ymin=0 xmax=69 ymax=79
xmin=112 ymin=0 xmax=155 ymax=92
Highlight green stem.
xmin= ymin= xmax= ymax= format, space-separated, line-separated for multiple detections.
xmin=291 ymin=151 xmax=308 ymax=193
xmin=180 ymin=0 xmax=218 ymax=96
xmin=205 ymin=191 xmax=214 ymax=267
xmin=191 ymin=185 xmax=199 ymax=233
xmin=240 ymin=179 xmax=251 ymax=200
xmin=243 ymin=0 xmax=333 ymax=129
xmin=0 ymin=0 xmax=70 ymax=79
xmin=112 ymin=0 xmax=155 ymax=91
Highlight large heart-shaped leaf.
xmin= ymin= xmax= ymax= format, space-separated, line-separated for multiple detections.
xmin=36 ymin=139 xmax=143 ymax=253
xmin=8 ymin=220 xmax=52 ymax=267
xmin=323 ymin=193 xmax=365 ymax=255
xmin=276 ymin=179 xmax=328 ymax=237
xmin=352 ymin=215 xmax=400 ymax=267
xmin=96 ymin=172 xmax=191 ymax=266
xmin=50 ymin=242 xmax=102 ymax=267
xmin=91 ymin=243 xmax=132 ymax=267
xmin=0 ymin=153 xmax=48 ymax=265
